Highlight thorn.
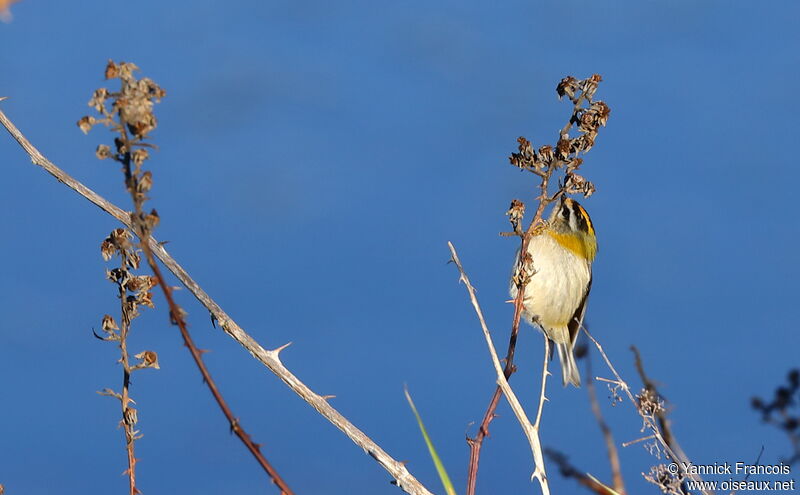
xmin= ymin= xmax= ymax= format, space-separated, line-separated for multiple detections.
xmin=0 ymin=96 xmax=8 ymax=102
xmin=321 ymin=394 xmax=336 ymax=400
xmin=505 ymin=299 xmax=515 ymax=304
xmin=272 ymin=341 xmax=292 ymax=355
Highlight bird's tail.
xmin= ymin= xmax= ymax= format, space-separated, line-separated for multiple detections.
xmin=555 ymin=341 xmax=581 ymax=387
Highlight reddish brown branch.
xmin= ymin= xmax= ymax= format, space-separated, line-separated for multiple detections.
xmin=142 ymin=241 xmax=294 ymax=494
xmin=465 ymin=291 xmax=524 ymax=495
xmin=128 ymin=168 xmax=294 ymax=493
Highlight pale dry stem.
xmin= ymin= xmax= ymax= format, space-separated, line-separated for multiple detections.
xmin=448 ymin=241 xmax=550 ymax=495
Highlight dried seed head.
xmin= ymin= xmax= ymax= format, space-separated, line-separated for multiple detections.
xmin=506 ymin=199 xmax=525 ymax=230
xmin=138 ymin=170 xmax=153 ymax=192
xmin=126 ymin=250 xmax=141 ymax=270
xmin=88 ymin=88 xmax=109 ymax=112
xmin=125 ymin=275 xmax=155 ymax=293
xmin=136 ymin=291 xmax=155 ymax=309
xmin=100 ymin=239 xmax=116 ymax=261
xmin=95 ymin=144 xmax=111 ymax=160
xmin=538 ymin=145 xmax=554 ymax=165
xmin=134 ymin=350 xmax=160 ymax=369
xmin=107 ymin=267 xmax=130 ymax=285
xmin=556 ymin=76 xmax=579 ymax=101
xmin=77 ymin=116 xmax=95 ymax=134
xmin=582 ymin=74 xmax=603 ymax=100
xmin=590 ymin=101 xmax=611 ymax=127
xmin=564 ymin=172 xmax=595 ymax=198
xmin=101 ymin=314 xmax=119 ymax=331
xmin=510 ymin=137 xmax=540 ymax=170
xmin=556 ymin=136 xmax=571 ymax=160
xmin=131 ymin=148 xmax=149 ymax=167
xmin=104 ymin=60 xmax=120 ymax=80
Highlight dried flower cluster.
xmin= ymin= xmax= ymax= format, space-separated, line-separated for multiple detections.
xmin=508 ymin=74 xmax=610 ymax=211
xmin=636 ymin=387 xmax=666 ymax=424
xmin=752 ymin=369 xmax=800 ymax=465
xmin=78 ymin=60 xmax=164 ymax=225
xmin=98 ymin=229 xmax=158 ymax=326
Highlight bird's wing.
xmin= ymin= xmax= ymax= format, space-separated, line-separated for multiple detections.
xmin=567 ymin=273 xmax=592 ymax=347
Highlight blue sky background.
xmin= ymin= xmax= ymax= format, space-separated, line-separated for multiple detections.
xmin=1 ymin=1 xmax=799 ymax=493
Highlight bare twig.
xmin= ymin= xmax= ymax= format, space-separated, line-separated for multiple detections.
xmin=448 ymin=241 xmax=550 ymax=495
xmin=0 ymin=106 xmax=433 ymax=495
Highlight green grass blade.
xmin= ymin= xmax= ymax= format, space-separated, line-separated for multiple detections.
xmin=404 ymin=385 xmax=457 ymax=495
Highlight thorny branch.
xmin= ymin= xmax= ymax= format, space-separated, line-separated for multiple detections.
xmin=0 ymin=80 xmax=433 ymax=495
xmin=448 ymin=242 xmax=550 ymax=495
xmin=466 ymin=74 xmax=610 ymax=495
xmin=83 ymin=60 xmax=297 ymax=494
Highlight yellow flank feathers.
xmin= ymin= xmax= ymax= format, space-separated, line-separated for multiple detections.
xmin=547 ymin=231 xmax=597 ymax=262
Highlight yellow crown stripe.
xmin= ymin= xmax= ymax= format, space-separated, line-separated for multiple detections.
xmin=547 ymin=231 xmax=597 ymax=262
xmin=579 ymin=207 xmax=595 ymax=237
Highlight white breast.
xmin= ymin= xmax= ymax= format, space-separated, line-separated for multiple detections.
xmin=509 ymin=234 xmax=591 ymax=343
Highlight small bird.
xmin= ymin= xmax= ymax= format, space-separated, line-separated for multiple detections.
xmin=510 ymin=196 xmax=597 ymax=387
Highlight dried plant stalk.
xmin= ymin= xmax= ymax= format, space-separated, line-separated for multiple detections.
xmin=0 ymin=103 xmax=432 ymax=495
xmin=96 ymin=227 xmax=160 ymax=495
xmin=583 ymin=328 xmax=708 ymax=494
xmin=467 ymin=74 xmax=609 ymax=495
xmin=84 ymin=60 xmax=297 ymax=494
